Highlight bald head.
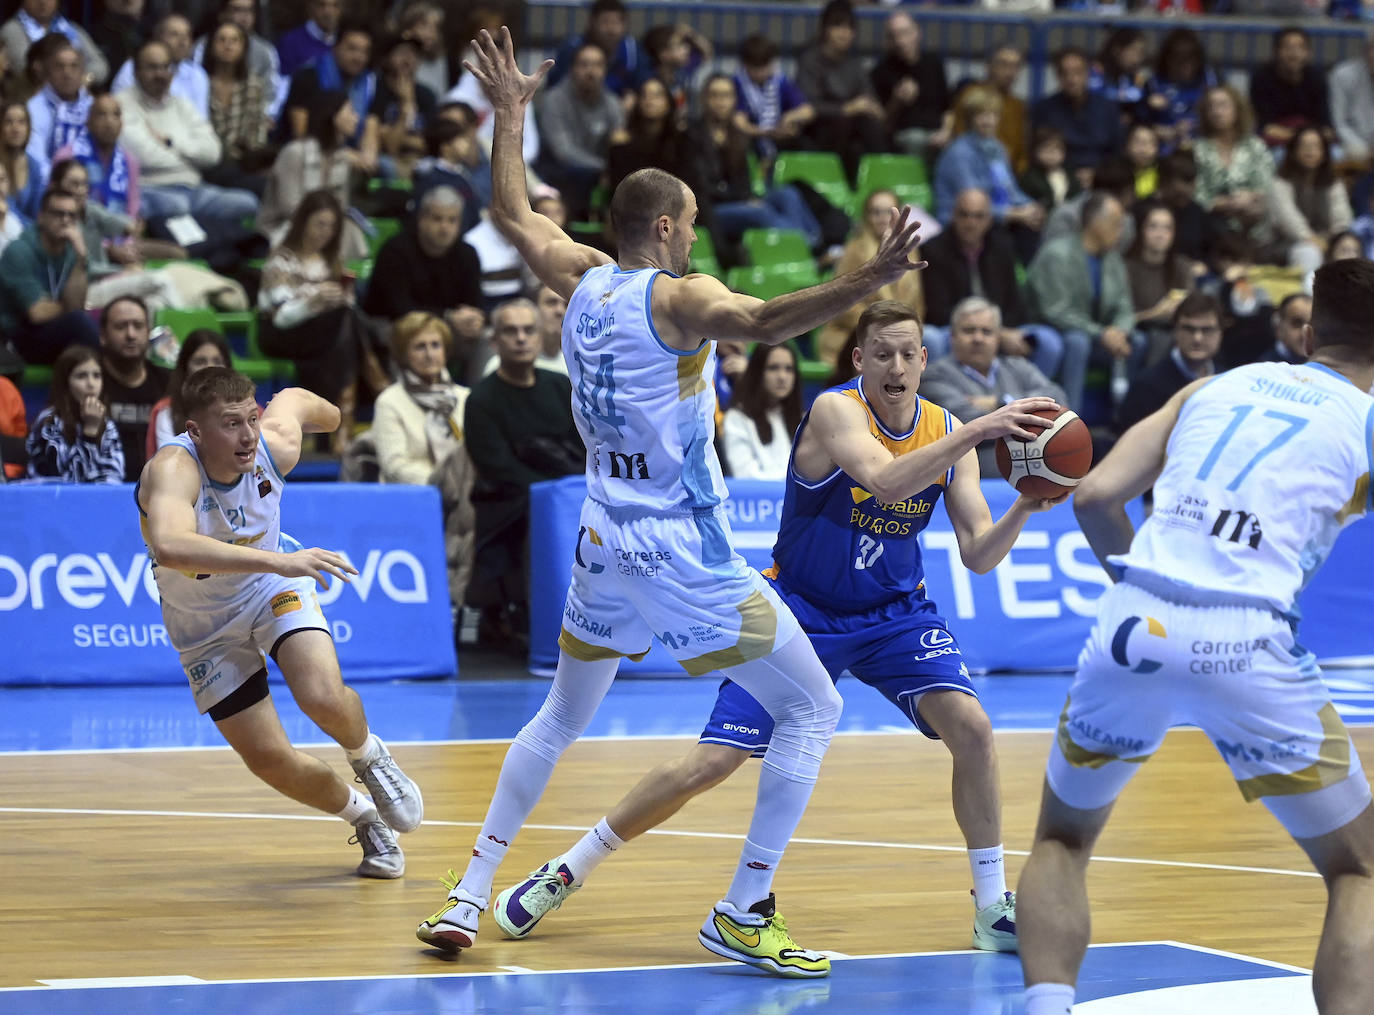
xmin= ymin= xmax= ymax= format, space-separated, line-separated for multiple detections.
xmin=952 ymin=188 xmax=993 ymax=248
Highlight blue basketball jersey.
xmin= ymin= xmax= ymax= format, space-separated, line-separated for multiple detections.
xmin=768 ymin=380 xmax=955 ymax=611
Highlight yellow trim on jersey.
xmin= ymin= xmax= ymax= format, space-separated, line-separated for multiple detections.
xmin=1056 ymin=697 xmax=1154 ymax=769
xmin=558 ymin=628 xmax=650 ymax=663
xmin=1336 ymin=473 xmax=1369 ymax=524
xmin=678 ymin=590 xmax=778 ymax=676
xmin=1235 ymin=703 xmax=1353 ymax=802
xmin=677 ymin=346 xmax=709 ymax=402
xmin=841 ymin=390 xmax=953 ymax=483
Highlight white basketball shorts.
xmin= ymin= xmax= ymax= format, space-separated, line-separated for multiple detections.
xmin=1047 ymin=580 xmax=1370 ymax=839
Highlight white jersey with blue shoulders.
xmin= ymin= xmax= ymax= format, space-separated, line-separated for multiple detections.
xmin=138 ymin=433 xmax=288 ymax=612
xmin=1112 ymin=361 xmax=1374 ymax=616
xmin=562 ymin=263 xmax=728 ymax=513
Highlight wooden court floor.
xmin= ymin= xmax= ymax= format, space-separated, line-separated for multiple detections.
xmin=2 ymin=726 xmax=1360 ymax=987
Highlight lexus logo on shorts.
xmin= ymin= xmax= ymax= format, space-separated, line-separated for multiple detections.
xmin=919 ymin=629 xmax=953 ymax=650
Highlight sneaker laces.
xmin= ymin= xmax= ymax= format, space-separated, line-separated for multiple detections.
xmin=356 ymin=753 xmax=406 ymax=801
xmin=524 ymin=866 xmax=575 ymax=911
xmin=349 ymin=821 xmax=392 ymax=855
xmin=438 ymin=868 xmax=459 ymax=893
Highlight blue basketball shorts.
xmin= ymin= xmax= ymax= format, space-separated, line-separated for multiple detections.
xmin=699 ymin=579 xmax=976 ymax=753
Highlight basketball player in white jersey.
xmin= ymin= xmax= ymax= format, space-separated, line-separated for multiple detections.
xmin=137 ymin=369 xmax=424 ymax=878
xmin=416 ymin=28 xmax=923 ymax=976
xmin=1017 ymin=259 xmax=1374 ymax=1015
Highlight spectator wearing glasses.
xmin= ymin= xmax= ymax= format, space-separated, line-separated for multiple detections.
xmin=111 ymin=14 xmax=211 ymax=120
xmin=0 ymin=186 xmax=96 ymax=364
xmin=1116 ymin=291 xmax=1222 ymax=434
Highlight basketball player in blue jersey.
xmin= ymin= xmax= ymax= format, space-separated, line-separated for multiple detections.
xmin=1017 ymin=260 xmax=1374 ymax=1015
xmin=416 ymin=29 xmax=927 ymax=976
xmin=487 ymin=299 xmax=1070 ymax=955
xmin=136 ymin=368 xmax=424 ymax=879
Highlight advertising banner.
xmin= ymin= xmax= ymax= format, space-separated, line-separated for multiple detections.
xmin=0 ymin=484 xmax=456 ymax=685
xmin=529 ymin=477 xmax=1374 ymax=674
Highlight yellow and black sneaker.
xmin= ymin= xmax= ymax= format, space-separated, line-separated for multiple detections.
xmin=698 ymin=893 xmax=830 ymax=978
xmin=415 ymin=869 xmax=486 ymax=953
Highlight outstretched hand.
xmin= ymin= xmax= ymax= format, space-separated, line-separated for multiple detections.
xmin=462 ymin=26 xmax=553 ymax=113
xmin=1018 ymin=490 xmax=1072 ymax=513
xmin=869 ymin=205 xmax=928 ymax=286
xmin=277 ymin=547 xmax=359 ymax=590
xmin=976 ymin=396 xmax=1061 ymax=442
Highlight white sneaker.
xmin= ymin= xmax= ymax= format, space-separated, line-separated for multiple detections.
xmin=350 ymin=737 xmax=423 ymax=833
xmin=350 ymin=816 xmax=404 ymax=879
xmin=972 ymin=890 xmax=1017 ymax=952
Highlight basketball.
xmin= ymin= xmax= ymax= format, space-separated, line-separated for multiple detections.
xmin=995 ymin=407 xmax=1093 ymax=499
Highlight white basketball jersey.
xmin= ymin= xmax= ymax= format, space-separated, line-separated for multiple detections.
xmin=141 ymin=433 xmax=288 ymax=612
xmin=1113 ymin=361 xmax=1374 ymax=616
xmin=563 ymin=264 xmax=728 ymax=513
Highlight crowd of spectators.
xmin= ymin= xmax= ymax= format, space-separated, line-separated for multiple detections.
xmin=3 ymin=0 xmax=1373 ymax=649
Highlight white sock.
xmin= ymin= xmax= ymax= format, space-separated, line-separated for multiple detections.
xmin=335 ymin=787 xmax=375 ymax=825
xmin=344 ymin=731 xmax=379 ymax=764
xmin=455 ymin=741 xmax=558 ymax=900
xmin=562 ymin=818 xmax=625 ymax=885
xmin=725 ymin=838 xmax=786 ymax=913
xmin=969 ymin=844 xmax=1007 ymax=908
xmin=1025 ymin=982 xmax=1075 ymax=1014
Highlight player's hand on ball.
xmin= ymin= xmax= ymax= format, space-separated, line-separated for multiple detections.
xmin=1017 ymin=490 xmax=1071 ymax=513
xmin=978 ymin=397 xmax=1060 ymax=442
xmin=278 ymin=548 xmax=359 ymax=589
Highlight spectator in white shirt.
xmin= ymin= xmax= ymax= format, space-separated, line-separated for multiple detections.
xmin=116 ymin=40 xmax=258 ymax=226
xmin=722 ymin=343 xmax=803 ymax=481
xmin=111 ymin=14 xmax=210 ymax=120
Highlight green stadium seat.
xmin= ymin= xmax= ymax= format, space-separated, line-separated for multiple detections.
xmin=367 ymin=177 xmax=413 ymax=194
xmin=798 ymin=358 xmax=832 ymax=384
xmin=20 ymin=364 xmax=52 ymax=389
xmin=367 ymin=217 xmax=402 ymax=259
xmin=689 ymin=227 xmax=722 ymax=277
xmin=143 ymin=257 xmax=211 ymax=271
xmin=855 ymin=154 xmax=933 ymax=212
xmin=725 ymin=264 xmax=822 ymax=301
xmin=153 ymin=307 xmax=294 ymax=383
xmin=740 ymin=228 xmax=812 ymax=269
xmin=773 ymin=151 xmax=855 ymax=218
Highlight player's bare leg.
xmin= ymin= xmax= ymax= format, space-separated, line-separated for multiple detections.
xmin=214 ymin=690 xmax=404 ymax=877
xmin=918 ymin=690 xmax=1018 ymax=950
xmin=606 ymin=744 xmax=749 ymax=840
xmin=1016 ymin=781 xmax=1114 ymax=1013
xmin=277 ymin=630 xmax=423 ymax=834
xmin=1295 ymin=803 xmax=1374 ymax=1015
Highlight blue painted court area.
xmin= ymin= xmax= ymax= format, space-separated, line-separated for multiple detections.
xmin=0 ymin=944 xmax=1309 ymax=1015
xmin=2 ymin=666 xmax=1372 ymax=752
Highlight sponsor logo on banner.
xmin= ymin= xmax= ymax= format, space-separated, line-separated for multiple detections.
xmin=0 ymin=549 xmax=429 ymax=612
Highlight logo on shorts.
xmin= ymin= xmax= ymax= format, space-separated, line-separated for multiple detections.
xmin=575 ymin=526 xmax=605 ymax=574
xmin=1110 ymin=616 xmax=1167 ymax=674
xmin=187 ymin=659 xmax=212 ymax=681
xmin=270 ymin=591 xmax=303 ymax=616
xmin=919 ymin=629 xmax=953 ymax=650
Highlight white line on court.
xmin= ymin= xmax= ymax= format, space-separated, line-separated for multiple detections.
xmin=0 ymin=940 xmax=1294 ymax=992
xmin=0 ymin=805 xmax=1322 ymax=879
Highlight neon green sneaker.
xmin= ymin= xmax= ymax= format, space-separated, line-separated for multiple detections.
xmin=972 ymin=890 xmax=1018 ymax=952
xmin=698 ymin=893 xmax=830 ymax=978
xmin=415 ymin=869 xmax=486 ymax=953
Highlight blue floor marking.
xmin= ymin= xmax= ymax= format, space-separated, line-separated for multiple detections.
xmin=3 ymin=668 xmax=1371 ymax=752
xmin=0 ymin=944 xmax=1303 ymax=1015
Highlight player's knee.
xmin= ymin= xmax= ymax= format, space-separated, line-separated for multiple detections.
xmin=292 ymin=680 xmax=351 ymax=723
xmin=239 ymin=742 xmax=300 ymax=788
xmin=944 ymin=706 xmax=996 ymax=757
xmin=683 ymin=747 xmax=746 ymax=792
xmin=513 ymin=705 xmax=583 ymax=762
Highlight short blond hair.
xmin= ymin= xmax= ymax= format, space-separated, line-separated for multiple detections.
xmin=390 ymin=311 xmax=453 ymax=362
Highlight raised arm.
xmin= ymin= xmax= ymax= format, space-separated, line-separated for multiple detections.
xmin=656 ymin=205 xmax=927 ymax=349
xmin=259 ymin=387 xmax=341 ymax=475
xmin=1073 ymin=376 xmax=1209 ymax=575
xmin=464 ymin=27 xmax=611 ymax=299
